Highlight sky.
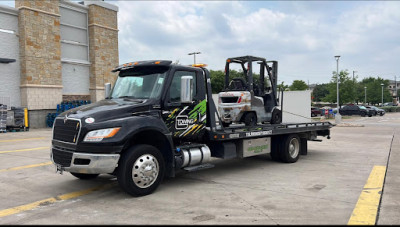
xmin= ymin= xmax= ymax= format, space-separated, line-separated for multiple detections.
xmin=2 ymin=0 xmax=400 ymax=86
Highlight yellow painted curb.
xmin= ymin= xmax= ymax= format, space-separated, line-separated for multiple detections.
xmin=348 ymin=165 xmax=386 ymax=225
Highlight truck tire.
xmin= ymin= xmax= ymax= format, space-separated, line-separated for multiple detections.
xmin=244 ymin=112 xmax=257 ymax=126
xmin=117 ymin=144 xmax=165 ymax=196
xmin=70 ymin=172 xmax=99 ymax=180
xmin=270 ymin=109 xmax=282 ymax=124
xmin=361 ymin=112 xmax=366 ymax=117
xmin=279 ymin=134 xmax=301 ymax=163
xmin=222 ymin=122 xmax=231 ymax=128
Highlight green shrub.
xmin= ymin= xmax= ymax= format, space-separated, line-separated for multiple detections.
xmin=381 ymin=106 xmax=400 ymax=112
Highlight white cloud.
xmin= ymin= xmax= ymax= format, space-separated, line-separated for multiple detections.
xmin=3 ymin=0 xmax=398 ymax=85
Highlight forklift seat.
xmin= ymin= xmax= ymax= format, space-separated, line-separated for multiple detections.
xmin=228 ymin=78 xmax=247 ymax=91
xmin=263 ymin=93 xmax=275 ymax=112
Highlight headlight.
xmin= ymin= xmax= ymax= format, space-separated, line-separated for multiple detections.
xmin=83 ymin=128 xmax=120 ymax=142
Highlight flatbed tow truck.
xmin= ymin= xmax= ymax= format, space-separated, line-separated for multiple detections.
xmin=51 ymin=58 xmax=333 ymax=196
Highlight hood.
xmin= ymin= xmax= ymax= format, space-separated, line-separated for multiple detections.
xmin=58 ymin=98 xmax=156 ymax=123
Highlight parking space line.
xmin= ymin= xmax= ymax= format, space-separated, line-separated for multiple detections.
xmin=0 ymin=183 xmax=116 ymax=218
xmin=0 ymin=137 xmax=47 ymax=143
xmin=0 ymin=147 xmax=49 ymax=154
xmin=348 ymin=165 xmax=386 ymax=225
xmin=0 ymin=162 xmax=52 ymax=173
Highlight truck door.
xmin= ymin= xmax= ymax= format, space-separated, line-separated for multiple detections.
xmin=162 ymin=69 xmax=207 ymax=141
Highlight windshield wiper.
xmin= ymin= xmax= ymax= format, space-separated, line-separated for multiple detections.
xmin=118 ymin=96 xmax=136 ymax=99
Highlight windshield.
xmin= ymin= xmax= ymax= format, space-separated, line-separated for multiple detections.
xmin=359 ymin=106 xmax=366 ymax=110
xmin=111 ymin=66 xmax=168 ymax=100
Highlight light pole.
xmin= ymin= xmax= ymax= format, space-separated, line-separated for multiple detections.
xmin=353 ymin=71 xmax=357 ymax=103
xmin=364 ymin=87 xmax=367 ymax=104
xmin=381 ymin=83 xmax=384 ymax=106
xmin=335 ymin=55 xmax=341 ymax=123
xmin=188 ymin=52 xmax=201 ymax=64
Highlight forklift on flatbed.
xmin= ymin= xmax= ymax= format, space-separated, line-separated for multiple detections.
xmin=218 ymin=56 xmax=282 ymax=127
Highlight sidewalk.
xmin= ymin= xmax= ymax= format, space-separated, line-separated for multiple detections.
xmin=377 ymin=128 xmax=400 ymax=224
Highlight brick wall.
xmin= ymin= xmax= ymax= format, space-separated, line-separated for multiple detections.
xmin=87 ymin=3 xmax=119 ymax=102
xmin=20 ymin=85 xmax=62 ymax=110
xmin=62 ymin=95 xmax=91 ymax=102
xmin=16 ymin=0 xmax=62 ymax=110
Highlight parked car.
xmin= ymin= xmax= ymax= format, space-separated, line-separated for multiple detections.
xmin=311 ymin=107 xmax=321 ymax=117
xmin=339 ymin=104 xmax=370 ymax=117
xmin=359 ymin=105 xmax=373 ymax=117
xmin=365 ymin=106 xmax=377 ymax=116
xmin=383 ymin=102 xmax=397 ymax=106
xmin=368 ymin=106 xmax=385 ymax=116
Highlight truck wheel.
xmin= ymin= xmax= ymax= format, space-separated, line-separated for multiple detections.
xmin=270 ymin=109 xmax=282 ymax=124
xmin=117 ymin=144 xmax=165 ymax=196
xmin=244 ymin=112 xmax=257 ymax=126
xmin=70 ymin=172 xmax=99 ymax=180
xmin=279 ymin=134 xmax=301 ymax=163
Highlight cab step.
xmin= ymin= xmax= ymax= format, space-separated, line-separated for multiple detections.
xmin=183 ymin=163 xmax=215 ymax=172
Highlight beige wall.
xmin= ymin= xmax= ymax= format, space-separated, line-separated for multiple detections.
xmin=14 ymin=0 xmax=119 ymax=109
xmin=88 ymin=3 xmax=119 ymax=102
xmin=16 ymin=0 xmax=62 ymax=110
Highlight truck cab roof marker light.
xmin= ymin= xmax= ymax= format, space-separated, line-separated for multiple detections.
xmin=192 ymin=63 xmax=208 ymax=68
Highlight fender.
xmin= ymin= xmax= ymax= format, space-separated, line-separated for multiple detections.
xmin=118 ymin=114 xmax=176 ymax=177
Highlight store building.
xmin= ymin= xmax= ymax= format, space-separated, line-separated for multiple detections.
xmin=0 ymin=0 xmax=119 ymax=128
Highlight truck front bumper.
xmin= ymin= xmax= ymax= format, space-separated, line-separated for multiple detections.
xmin=51 ymin=146 xmax=120 ymax=174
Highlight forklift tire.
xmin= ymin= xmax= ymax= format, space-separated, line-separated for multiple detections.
xmin=270 ymin=109 xmax=282 ymax=124
xmin=279 ymin=134 xmax=301 ymax=163
xmin=117 ymin=144 xmax=165 ymax=197
xmin=70 ymin=172 xmax=99 ymax=180
xmin=244 ymin=112 xmax=257 ymax=126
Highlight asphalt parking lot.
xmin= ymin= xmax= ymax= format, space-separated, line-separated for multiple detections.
xmin=0 ymin=112 xmax=399 ymax=225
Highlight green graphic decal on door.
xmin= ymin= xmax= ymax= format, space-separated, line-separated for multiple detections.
xmin=165 ymin=100 xmax=207 ymax=138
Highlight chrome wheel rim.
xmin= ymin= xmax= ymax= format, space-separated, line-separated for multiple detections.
xmin=288 ymin=138 xmax=300 ymax=158
xmin=132 ymin=154 xmax=159 ymax=189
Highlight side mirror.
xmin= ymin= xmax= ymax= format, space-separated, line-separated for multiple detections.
xmin=181 ymin=76 xmax=193 ymax=103
xmin=105 ymin=83 xmax=111 ymax=99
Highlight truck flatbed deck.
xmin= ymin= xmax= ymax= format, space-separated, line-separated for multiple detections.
xmin=209 ymin=122 xmax=332 ymax=141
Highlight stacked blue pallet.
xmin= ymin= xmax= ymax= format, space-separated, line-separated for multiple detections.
xmin=46 ymin=100 xmax=91 ymax=127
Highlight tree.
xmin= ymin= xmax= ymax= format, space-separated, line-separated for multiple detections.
xmin=209 ymin=70 xmax=225 ymax=93
xmin=323 ymin=70 xmax=356 ymax=106
xmin=289 ymin=80 xmax=308 ymax=91
xmin=312 ymin=84 xmax=329 ymax=102
xmin=209 ymin=69 xmax=265 ymax=93
xmin=277 ymin=81 xmax=289 ymax=91
xmin=359 ymin=77 xmax=392 ymax=105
